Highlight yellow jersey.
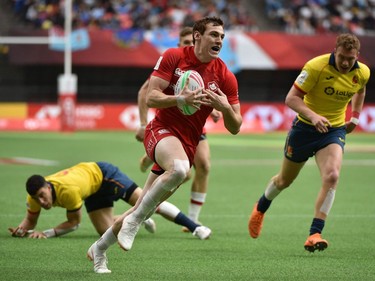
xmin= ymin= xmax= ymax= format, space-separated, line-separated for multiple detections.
xmin=27 ymin=162 xmax=103 ymax=212
xmin=294 ymin=53 xmax=370 ymax=127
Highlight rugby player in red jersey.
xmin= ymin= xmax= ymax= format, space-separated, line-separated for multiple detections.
xmin=87 ymin=16 xmax=242 ymax=274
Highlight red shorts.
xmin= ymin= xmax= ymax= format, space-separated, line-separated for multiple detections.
xmin=144 ymin=121 xmax=196 ymax=174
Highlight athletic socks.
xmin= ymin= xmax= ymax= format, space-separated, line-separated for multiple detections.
xmin=309 ymin=218 xmax=325 ymax=235
xmin=174 ymin=212 xmax=198 ymax=232
xmin=188 ymin=192 xmax=206 ymax=222
xmin=257 ymin=181 xmax=281 ymax=213
xmin=257 ymin=194 xmax=272 ymax=213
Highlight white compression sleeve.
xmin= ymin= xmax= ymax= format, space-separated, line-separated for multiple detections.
xmin=132 ymin=159 xmax=190 ymax=221
xmin=320 ymin=188 xmax=336 ymax=215
xmin=96 ymin=226 xmax=117 ymax=251
xmin=264 ymin=181 xmax=281 ymax=200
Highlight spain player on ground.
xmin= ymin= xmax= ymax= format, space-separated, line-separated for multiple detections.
xmin=9 ymin=162 xmax=213 ymax=246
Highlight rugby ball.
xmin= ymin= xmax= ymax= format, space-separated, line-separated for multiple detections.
xmin=174 ymin=70 xmax=204 ymax=115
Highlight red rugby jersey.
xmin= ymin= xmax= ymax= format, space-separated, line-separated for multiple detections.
xmin=150 ymin=46 xmax=239 ymax=147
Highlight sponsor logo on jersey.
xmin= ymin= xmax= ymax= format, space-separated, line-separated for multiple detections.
xmin=296 ymin=70 xmax=308 ymax=85
xmin=324 ymin=87 xmax=335 ymax=95
xmin=158 ymin=129 xmax=170 ymax=135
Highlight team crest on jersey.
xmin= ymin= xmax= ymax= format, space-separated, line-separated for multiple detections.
xmin=352 ymin=75 xmax=358 ymax=84
xmin=208 ymin=81 xmax=219 ymax=92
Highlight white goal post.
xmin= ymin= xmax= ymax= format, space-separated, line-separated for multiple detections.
xmin=0 ymin=0 xmax=77 ymax=132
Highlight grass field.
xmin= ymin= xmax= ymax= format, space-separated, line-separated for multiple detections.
xmin=0 ymin=131 xmax=374 ymax=281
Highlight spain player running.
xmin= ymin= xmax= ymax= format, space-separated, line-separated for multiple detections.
xmin=248 ymin=33 xmax=370 ymax=253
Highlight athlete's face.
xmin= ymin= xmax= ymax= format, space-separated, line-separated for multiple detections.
xmin=334 ymin=46 xmax=359 ymax=74
xmin=178 ymin=34 xmax=193 ymax=47
xmin=32 ymin=184 xmax=53 ymax=209
xmin=194 ymin=23 xmax=224 ymax=62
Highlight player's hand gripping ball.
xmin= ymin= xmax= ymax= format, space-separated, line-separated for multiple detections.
xmin=174 ymin=70 xmax=204 ymax=115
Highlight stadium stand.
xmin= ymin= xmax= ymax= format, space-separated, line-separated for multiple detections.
xmin=264 ymin=0 xmax=375 ymax=35
xmin=4 ymin=0 xmax=257 ymax=31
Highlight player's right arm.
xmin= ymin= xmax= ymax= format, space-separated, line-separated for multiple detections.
xmin=286 ymin=85 xmax=331 ymax=133
xmin=135 ymin=79 xmax=150 ymax=142
xmin=28 ymin=208 xmax=81 ymax=239
xmin=146 ymin=75 xmax=176 ymax=108
xmin=147 ymin=75 xmax=203 ymax=109
xmin=8 ymin=210 xmax=40 ymax=237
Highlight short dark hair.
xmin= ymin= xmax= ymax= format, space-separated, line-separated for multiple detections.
xmin=26 ymin=175 xmax=46 ymax=196
xmin=179 ymin=26 xmax=193 ymax=38
xmin=192 ymin=16 xmax=224 ymax=44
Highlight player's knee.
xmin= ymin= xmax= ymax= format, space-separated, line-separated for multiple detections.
xmin=195 ymin=160 xmax=210 ymax=175
xmin=322 ymin=170 xmax=340 ymax=186
xmin=274 ymin=177 xmax=293 ymax=189
xmin=171 ymin=159 xmax=190 ymax=183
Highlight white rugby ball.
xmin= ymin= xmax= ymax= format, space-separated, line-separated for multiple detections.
xmin=174 ymin=70 xmax=204 ymax=115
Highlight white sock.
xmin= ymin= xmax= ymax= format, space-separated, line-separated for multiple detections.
xmin=264 ymin=181 xmax=281 ymax=200
xmin=157 ymin=201 xmax=180 ymax=219
xmin=96 ymin=226 xmax=117 ymax=252
xmin=188 ymin=192 xmax=206 ymax=222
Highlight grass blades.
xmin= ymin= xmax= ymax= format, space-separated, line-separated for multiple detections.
xmin=0 ymin=131 xmax=374 ymax=281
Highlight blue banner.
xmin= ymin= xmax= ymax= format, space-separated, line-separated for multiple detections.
xmin=114 ymin=28 xmax=144 ymax=48
xmin=49 ymin=28 xmax=90 ymax=51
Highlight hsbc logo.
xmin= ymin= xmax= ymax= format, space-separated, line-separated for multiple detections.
xmin=358 ymin=106 xmax=375 ymax=132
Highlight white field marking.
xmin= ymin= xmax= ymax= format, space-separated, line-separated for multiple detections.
xmin=212 ymin=159 xmax=375 ymax=166
xmin=0 ymin=157 xmax=59 ymax=166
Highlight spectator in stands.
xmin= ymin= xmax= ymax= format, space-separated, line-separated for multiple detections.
xmin=266 ymin=0 xmax=375 ymax=35
xmin=8 ymin=0 xmax=255 ymax=31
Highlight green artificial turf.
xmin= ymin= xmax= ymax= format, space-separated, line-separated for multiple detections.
xmin=0 ymin=131 xmax=374 ymax=281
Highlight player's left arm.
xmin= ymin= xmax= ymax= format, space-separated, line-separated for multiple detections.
xmin=345 ymin=86 xmax=366 ymax=134
xmin=202 ymin=88 xmax=242 ymax=134
xmin=28 ymin=208 xmax=82 ymax=239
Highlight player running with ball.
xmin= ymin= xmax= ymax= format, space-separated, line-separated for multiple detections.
xmin=87 ymin=16 xmax=242 ymax=274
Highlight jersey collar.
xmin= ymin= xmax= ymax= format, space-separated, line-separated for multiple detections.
xmin=329 ymin=52 xmax=360 ymax=72
xmin=48 ymin=182 xmax=57 ymax=203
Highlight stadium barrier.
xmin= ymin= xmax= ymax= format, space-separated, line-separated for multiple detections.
xmin=1 ymin=102 xmax=374 ymax=133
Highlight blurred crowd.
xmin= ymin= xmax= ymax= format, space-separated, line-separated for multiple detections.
xmin=266 ymin=0 xmax=375 ymax=35
xmin=8 ymin=0 xmax=255 ymax=31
